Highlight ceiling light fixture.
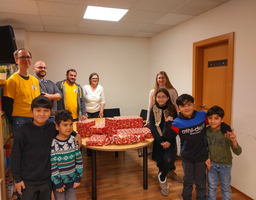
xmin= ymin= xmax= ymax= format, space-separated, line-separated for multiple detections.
xmin=83 ymin=6 xmax=128 ymax=22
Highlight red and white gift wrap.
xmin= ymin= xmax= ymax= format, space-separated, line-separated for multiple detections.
xmin=86 ymin=134 xmax=107 ymax=146
xmin=112 ymin=116 xmax=143 ymax=129
xmin=89 ymin=122 xmax=106 ymax=134
xmin=76 ymin=120 xmax=95 ymax=137
xmin=104 ymin=118 xmax=118 ymax=136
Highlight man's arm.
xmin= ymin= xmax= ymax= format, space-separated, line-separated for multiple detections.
xmin=79 ymin=86 xmax=86 ymax=120
xmin=41 ymin=92 xmax=61 ymax=101
xmin=3 ymin=96 xmax=13 ymax=124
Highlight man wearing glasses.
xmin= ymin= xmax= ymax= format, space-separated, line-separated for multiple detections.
xmin=3 ymin=48 xmax=40 ymax=136
xmin=33 ymin=61 xmax=61 ymax=122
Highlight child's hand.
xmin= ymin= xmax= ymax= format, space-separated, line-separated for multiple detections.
xmin=56 ymin=185 xmax=65 ymax=193
xmin=226 ymin=129 xmax=238 ymax=148
xmin=205 ymin=158 xmax=212 ymax=170
xmin=165 ymin=116 xmax=174 ymax=122
xmin=161 ymin=141 xmax=170 ymax=149
xmin=15 ymin=181 xmax=25 ymax=195
xmin=73 ymin=182 xmax=81 ymax=188
xmin=75 ymin=134 xmax=82 ymax=149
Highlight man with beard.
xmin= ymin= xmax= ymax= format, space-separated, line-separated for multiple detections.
xmin=33 ymin=61 xmax=61 ymax=122
xmin=56 ymin=69 xmax=86 ymax=121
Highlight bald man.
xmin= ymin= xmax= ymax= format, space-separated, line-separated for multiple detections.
xmin=33 ymin=61 xmax=61 ymax=122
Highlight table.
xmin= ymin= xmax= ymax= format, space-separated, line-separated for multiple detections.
xmin=74 ymin=119 xmax=154 ymax=200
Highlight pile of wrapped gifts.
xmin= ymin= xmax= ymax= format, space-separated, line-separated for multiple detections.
xmin=76 ymin=116 xmax=153 ymax=146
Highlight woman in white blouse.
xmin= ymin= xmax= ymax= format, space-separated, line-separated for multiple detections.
xmin=83 ymin=73 xmax=105 ymax=118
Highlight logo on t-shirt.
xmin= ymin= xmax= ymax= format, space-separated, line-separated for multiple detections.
xmin=73 ymin=89 xmax=77 ymax=93
xmin=31 ymin=85 xmax=37 ymax=90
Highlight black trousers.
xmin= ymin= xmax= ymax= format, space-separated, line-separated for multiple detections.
xmin=181 ymin=160 xmax=207 ymax=200
xmin=21 ymin=180 xmax=52 ymax=200
xmin=87 ymin=111 xmax=100 ymax=118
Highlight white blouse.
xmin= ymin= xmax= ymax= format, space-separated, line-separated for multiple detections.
xmin=83 ymin=84 xmax=105 ymax=113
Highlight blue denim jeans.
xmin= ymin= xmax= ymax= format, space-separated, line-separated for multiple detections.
xmin=12 ymin=116 xmax=33 ymax=136
xmin=207 ymin=161 xmax=232 ymax=200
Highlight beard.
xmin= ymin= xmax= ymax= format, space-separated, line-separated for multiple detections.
xmin=36 ymin=71 xmax=46 ymax=79
xmin=67 ymin=77 xmax=76 ymax=84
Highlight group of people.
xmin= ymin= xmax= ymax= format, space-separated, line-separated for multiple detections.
xmin=3 ymin=48 xmax=242 ymax=200
xmin=147 ymin=71 xmax=242 ymax=199
xmin=3 ymin=48 xmax=105 ymax=200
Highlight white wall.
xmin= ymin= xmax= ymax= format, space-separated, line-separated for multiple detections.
xmin=21 ymin=32 xmax=151 ymax=116
xmin=150 ymin=0 xmax=256 ymax=198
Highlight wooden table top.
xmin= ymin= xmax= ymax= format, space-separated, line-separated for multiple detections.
xmin=74 ymin=118 xmax=154 ymax=151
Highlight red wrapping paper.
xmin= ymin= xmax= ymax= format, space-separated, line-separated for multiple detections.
xmin=86 ymin=134 xmax=107 ymax=146
xmin=76 ymin=120 xmax=95 ymax=137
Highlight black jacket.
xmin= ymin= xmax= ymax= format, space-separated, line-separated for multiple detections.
xmin=10 ymin=121 xmax=57 ymax=185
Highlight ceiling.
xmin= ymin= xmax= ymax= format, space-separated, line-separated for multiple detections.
xmin=0 ymin=0 xmax=230 ymax=38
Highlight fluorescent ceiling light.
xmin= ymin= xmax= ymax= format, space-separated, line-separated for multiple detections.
xmin=83 ymin=6 xmax=128 ymax=22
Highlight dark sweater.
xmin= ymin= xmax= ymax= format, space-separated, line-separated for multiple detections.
xmin=10 ymin=121 xmax=57 ymax=185
xmin=170 ymin=110 xmax=208 ymax=162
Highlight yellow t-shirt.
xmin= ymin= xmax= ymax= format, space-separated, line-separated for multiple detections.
xmin=3 ymin=72 xmax=40 ymax=117
xmin=64 ymin=82 xmax=78 ymax=119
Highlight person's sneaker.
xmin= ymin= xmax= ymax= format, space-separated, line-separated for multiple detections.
xmin=158 ymin=172 xmax=169 ymax=196
xmin=167 ymin=170 xmax=182 ymax=183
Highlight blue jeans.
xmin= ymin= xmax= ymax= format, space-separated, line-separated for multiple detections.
xmin=12 ymin=116 xmax=33 ymax=136
xmin=207 ymin=161 xmax=232 ymax=200
xmin=48 ymin=117 xmax=55 ymax=123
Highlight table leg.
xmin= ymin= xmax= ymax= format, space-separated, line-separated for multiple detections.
xmin=143 ymin=146 xmax=148 ymax=189
xmin=91 ymin=150 xmax=97 ymax=200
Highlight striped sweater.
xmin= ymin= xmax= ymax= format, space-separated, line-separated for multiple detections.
xmin=51 ymin=135 xmax=83 ymax=189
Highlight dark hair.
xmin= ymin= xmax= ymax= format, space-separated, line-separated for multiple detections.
xmin=155 ymin=88 xmax=177 ymax=118
xmin=66 ymin=69 xmax=77 ymax=75
xmin=89 ymin=72 xmax=99 ymax=84
xmin=176 ymin=94 xmax=194 ymax=106
xmin=207 ymin=105 xmax=225 ymax=118
xmin=31 ymin=95 xmax=52 ymax=110
xmin=55 ymin=110 xmax=73 ymax=125
xmin=13 ymin=48 xmax=32 ymax=59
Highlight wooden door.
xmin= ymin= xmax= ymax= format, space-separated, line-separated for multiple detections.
xmin=192 ymin=33 xmax=234 ymax=125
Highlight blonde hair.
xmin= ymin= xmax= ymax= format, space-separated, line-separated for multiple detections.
xmin=152 ymin=71 xmax=178 ymax=102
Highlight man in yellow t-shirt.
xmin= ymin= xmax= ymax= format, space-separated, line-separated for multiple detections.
xmin=56 ymin=69 xmax=86 ymax=121
xmin=3 ymin=48 xmax=40 ymax=135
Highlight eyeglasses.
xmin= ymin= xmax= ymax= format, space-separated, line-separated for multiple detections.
xmin=156 ymin=96 xmax=167 ymax=99
xmin=17 ymin=56 xmax=32 ymax=60
xmin=36 ymin=67 xmax=47 ymax=70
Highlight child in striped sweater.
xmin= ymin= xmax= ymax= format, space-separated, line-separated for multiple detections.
xmin=51 ymin=110 xmax=83 ymax=200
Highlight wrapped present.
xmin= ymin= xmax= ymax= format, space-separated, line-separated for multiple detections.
xmin=105 ymin=136 xmax=114 ymax=146
xmin=86 ymin=134 xmax=107 ymax=146
xmin=105 ymin=118 xmax=118 ymax=136
xmin=89 ymin=122 xmax=106 ymax=134
xmin=113 ymin=116 xmax=143 ymax=129
xmin=76 ymin=120 xmax=95 ymax=137
xmin=114 ymin=130 xmax=137 ymax=144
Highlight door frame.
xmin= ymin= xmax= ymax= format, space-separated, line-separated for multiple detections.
xmin=192 ymin=32 xmax=234 ymax=125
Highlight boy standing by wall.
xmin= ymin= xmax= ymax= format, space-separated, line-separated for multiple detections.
xmin=164 ymin=94 xmax=208 ymax=200
xmin=51 ymin=110 xmax=83 ymax=200
xmin=205 ymin=106 xmax=242 ymax=200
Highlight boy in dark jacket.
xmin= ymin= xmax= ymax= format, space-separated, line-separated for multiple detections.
xmin=10 ymin=95 xmax=81 ymax=200
xmin=164 ymin=94 xmax=208 ymax=200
